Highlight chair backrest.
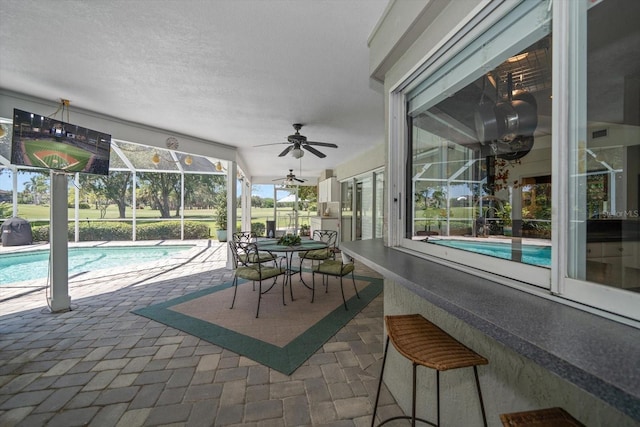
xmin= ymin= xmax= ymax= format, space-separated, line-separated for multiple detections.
xmin=313 ymin=230 xmax=338 ymax=246
xmin=229 ymin=240 xmax=261 ymax=269
xmin=229 ymin=240 xmax=241 ymax=267
xmin=312 ymin=230 xmax=337 ymax=248
xmin=233 ymin=231 xmax=256 ymax=243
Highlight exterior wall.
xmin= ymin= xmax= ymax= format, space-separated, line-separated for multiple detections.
xmin=384 ymin=280 xmax=637 ymax=426
xmin=334 ymin=142 xmax=385 ymax=181
xmin=372 ymin=0 xmax=482 ymax=89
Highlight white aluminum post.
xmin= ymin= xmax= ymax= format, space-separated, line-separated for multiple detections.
xmin=48 ymin=172 xmax=71 ymax=312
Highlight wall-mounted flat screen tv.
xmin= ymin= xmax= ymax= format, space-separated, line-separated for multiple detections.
xmin=10 ymin=108 xmax=111 ymax=176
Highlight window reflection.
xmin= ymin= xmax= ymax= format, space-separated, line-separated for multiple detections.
xmin=578 ymin=0 xmax=640 ymax=291
xmin=407 ymin=35 xmax=553 ymax=268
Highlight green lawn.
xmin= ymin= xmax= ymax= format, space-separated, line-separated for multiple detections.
xmin=12 ymin=204 xmax=313 ymax=233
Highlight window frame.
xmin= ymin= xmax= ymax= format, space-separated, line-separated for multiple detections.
xmin=387 ymin=0 xmax=640 ymax=324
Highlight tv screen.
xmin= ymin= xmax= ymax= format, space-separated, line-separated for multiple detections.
xmin=10 ymin=108 xmax=111 ymax=176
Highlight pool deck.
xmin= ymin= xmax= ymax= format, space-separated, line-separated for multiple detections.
xmin=0 ymin=239 xmax=398 ymax=426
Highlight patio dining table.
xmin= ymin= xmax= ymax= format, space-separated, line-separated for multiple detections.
xmin=256 ymin=238 xmax=328 ymax=301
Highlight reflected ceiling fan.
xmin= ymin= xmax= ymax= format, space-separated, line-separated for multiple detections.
xmin=273 ymin=169 xmax=307 ymax=185
xmin=256 ymin=124 xmax=338 ymax=158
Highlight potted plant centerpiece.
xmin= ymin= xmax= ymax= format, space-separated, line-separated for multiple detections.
xmin=277 ymin=233 xmax=301 ymax=247
xmin=214 ymin=190 xmax=227 ymax=242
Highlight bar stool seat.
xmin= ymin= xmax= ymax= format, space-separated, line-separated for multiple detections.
xmin=500 ymin=407 xmax=585 ymax=426
xmin=371 ymin=314 xmax=488 ymax=427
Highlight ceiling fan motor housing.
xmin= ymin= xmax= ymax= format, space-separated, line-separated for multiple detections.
xmin=476 ymin=91 xmax=537 ymax=142
xmin=288 ymin=133 xmax=307 ymax=144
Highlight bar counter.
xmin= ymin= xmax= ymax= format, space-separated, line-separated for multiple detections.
xmin=341 ymin=239 xmax=639 ymax=426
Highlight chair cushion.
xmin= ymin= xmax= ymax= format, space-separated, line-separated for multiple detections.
xmin=238 ymin=251 xmax=277 ymax=263
xmin=313 ymin=260 xmax=354 ymax=276
xmin=300 ymin=248 xmax=332 ymax=260
xmin=236 ymin=266 xmax=284 ymax=281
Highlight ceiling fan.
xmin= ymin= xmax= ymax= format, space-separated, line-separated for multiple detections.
xmin=256 ymin=124 xmax=338 ymax=158
xmin=273 ymin=169 xmax=307 ymax=185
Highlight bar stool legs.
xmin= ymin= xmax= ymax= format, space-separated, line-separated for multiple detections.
xmin=371 ymin=314 xmax=488 ymax=427
xmin=474 ymin=365 xmax=488 ymax=426
xmin=371 ymin=338 xmax=433 ymax=426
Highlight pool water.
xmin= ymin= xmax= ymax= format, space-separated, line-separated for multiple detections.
xmin=429 ymin=239 xmax=551 ymax=267
xmin=0 ymin=245 xmax=192 ymax=284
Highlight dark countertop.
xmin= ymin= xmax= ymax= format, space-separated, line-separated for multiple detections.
xmin=341 ymin=239 xmax=640 ymax=422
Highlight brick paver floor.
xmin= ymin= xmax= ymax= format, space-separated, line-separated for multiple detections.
xmin=0 ymin=240 xmax=406 ymax=426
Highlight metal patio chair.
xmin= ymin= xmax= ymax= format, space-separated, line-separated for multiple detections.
xmin=229 ymin=240 xmax=286 ymax=318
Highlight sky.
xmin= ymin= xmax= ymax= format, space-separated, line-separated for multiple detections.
xmin=252 ymin=184 xmax=273 ymax=199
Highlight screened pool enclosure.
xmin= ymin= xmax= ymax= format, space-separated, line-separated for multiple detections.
xmin=0 ymin=115 xmax=238 ymax=241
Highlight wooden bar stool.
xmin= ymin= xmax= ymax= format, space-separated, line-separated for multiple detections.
xmin=500 ymin=407 xmax=585 ymax=426
xmin=371 ymin=314 xmax=488 ymax=427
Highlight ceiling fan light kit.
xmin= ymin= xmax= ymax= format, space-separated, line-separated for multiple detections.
xmin=291 ymin=147 xmax=304 ymax=158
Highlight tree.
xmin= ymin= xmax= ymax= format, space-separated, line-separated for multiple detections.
xmin=23 ymin=172 xmax=49 ymax=205
xmin=251 ymin=195 xmax=264 ymax=208
xmin=298 ymin=185 xmax=317 ymax=211
xmin=84 ymin=172 xmax=132 ymax=218
xmin=138 ymin=172 xmax=181 ymax=218
xmin=183 ymin=174 xmax=225 ymax=210
xmin=415 ymin=185 xmax=447 ymax=232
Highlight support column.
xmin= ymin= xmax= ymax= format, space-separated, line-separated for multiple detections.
xmin=226 ymin=164 xmax=238 ymax=269
xmin=49 ymin=172 xmax=71 ymax=312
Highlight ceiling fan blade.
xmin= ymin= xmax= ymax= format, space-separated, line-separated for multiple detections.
xmin=305 ymin=141 xmax=338 ymax=148
xmin=254 ymin=142 xmax=289 ymax=147
xmin=302 ymin=145 xmax=326 ymax=158
xmin=294 ymin=177 xmax=306 ymax=183
xmin=278 ymin=145 xmax=294 ymax=157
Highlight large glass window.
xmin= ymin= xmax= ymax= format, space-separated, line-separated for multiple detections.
xmin=396 ymin=0 xmax=640 ymax=320
xmin=567 ymin=0 xmax=640 ymax=297
xmin=404 ymin=2 xmax=552 ymax=280
xmin=340 ymin=170 xmax=384 ymax=242
xmin=375 ymin=171 xmax=384 ymax=238
xmin=341 ymin=180 xmax=353 ymax=241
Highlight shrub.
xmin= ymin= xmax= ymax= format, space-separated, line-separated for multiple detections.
xmin=183 ymin=222 xmax=210 ymax=239
xmin=137 ymin=221 xmax=210 ymax=240
xmin=30 ymin=221 xmax=210 ymax=242
xmin=67 ymin=202 xmax=90 ymax=209
xmin=251 ymin=221 xmax=266 ymax=237
xmin=0 ymin=202 xmax=12 ymax=218
xmin=77 ymin=222 xmax=132 ymax=241
xmin=31 ymin=225 xmax=50 ymax=242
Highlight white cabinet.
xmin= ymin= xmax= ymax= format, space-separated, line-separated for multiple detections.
xmin=587 ymin=241 xmax=639 ymax=269
xmin=318 ymin=177 xmax=339 ymax=202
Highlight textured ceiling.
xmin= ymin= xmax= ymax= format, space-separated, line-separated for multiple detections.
xmin=0 ymin=0 xmax=388 ymax=183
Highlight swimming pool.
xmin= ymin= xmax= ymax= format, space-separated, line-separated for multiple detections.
xmin=0 ymin=245 xmax=193 ymax=284
xmin=429 ymin=239 xmax=551 ymax=267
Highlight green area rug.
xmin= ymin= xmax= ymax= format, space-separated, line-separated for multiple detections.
xmin=133 ymin=271 xmax=382 ymax=375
